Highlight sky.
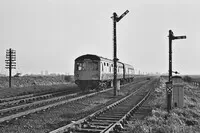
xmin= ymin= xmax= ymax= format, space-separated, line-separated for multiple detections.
xmin=0 ymin=0 xmax=200 ymax=75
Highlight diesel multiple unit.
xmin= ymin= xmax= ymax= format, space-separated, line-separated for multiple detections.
xmin=74 ymin=54 xmax=134 ymax=91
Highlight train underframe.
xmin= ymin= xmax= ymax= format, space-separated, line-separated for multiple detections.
xmin=75 ymin=77 xmax=134 ymax=92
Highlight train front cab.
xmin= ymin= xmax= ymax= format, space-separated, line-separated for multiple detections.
xmin=74 ymin=55 xmax=100 ymax=90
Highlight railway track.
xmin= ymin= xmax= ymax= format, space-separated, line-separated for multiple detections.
xmin=49 ymin=79 xmax=156 ymax=133
xmin=0 ymin=90 xmax=80 ymax=109
xmin=0 ymin=88 xmax=79 ymax=104
xmin=0 ymin=93 xmax=34 ymax=103
xmin=0 ymin=78 xmax=150 ymax=129
xmin=0 ymin=82 xmax=120 ymax=123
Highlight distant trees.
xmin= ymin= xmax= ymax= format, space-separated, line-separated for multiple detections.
xmin=14 ymin=73 xmax=21 ymax=77
xmin=183 ymin=76 xmax=192 ymax=82
xmin=64 ymin=75 xmax=74 ymax=82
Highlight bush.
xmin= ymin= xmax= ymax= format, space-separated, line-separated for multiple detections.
xmin=64 ymin=75 xmax=74 ymax=82
xmin=183 ymin=76 xmax=192 ymax=82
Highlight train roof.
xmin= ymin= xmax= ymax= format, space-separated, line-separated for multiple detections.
xmin=75 ymin=54 xmax=114 ymax=62
xmin=124 ymin=63 xmax=134 ymax=69
xmin=75 ymin=54 xmax=133 ymax=68
xmin=75 ymin=54 xmax=101 ymax=61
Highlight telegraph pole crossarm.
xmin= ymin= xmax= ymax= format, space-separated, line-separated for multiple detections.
xmin=5 ymin=48 xmax=16 ymax=88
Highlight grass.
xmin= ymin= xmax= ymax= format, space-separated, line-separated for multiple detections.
xmin=128 ymin=77 xmax=200 ymax=133
xmin=0 ymin=75 xmax=76 ymax=99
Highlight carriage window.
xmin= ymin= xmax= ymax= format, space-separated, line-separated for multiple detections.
xmin=88 ymin=62 xmax=98 ymax=70
xmin=76 ymin=62 xmax=86 ymax=70
xmin=128 ymin=68 xmax=134 ymax=74
xmin=104 ymin=62 xmax=106 ymax=66
xmin=93 ymin=62 xmax=98 ymax=70
xmin=76 ymin=61 xmax=98 ymax=71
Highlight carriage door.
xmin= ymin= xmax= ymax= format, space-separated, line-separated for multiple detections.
xmin=123 ymin=64 xmax=125 ymax=79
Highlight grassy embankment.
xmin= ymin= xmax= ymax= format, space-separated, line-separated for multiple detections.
xmin=128 ymin=77 xmax=200 ymax=133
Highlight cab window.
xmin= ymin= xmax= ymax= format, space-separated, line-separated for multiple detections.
xmin=76 ymin=61 xmax=98 ymax=71
xmin=76 ymin=62 xmax=86 ymax=70
xmin=88 ymin=61 xmax=98 ymax=70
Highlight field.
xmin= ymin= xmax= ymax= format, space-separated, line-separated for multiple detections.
xmin=188 ymin=75 xmax=200 ymax=82
xmin=126 ymin=77 xmax=200 ymax=133
xmin=0 ymin=75 xmax=75 ymax=98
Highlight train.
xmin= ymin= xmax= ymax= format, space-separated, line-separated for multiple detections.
xmin=74 ymin=54 xmax=134 ymax=91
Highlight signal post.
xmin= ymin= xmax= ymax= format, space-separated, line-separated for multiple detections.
xmin=167 ymin=30 xmax=186 ymax=112
xmin=111 ymin=10 xmax=129 ymax=96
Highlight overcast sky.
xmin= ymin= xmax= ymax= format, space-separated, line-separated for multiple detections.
xmin=0 ymin=0 xmax=200 ymax=75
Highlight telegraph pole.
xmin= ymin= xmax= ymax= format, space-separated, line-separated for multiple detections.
xmin=167 ymin=30 xmax=186 ymax=112
xmin=111 ymin=10 xmax=129 ymax=96
xmin=5 ymin=48 xmax=16 ymax=88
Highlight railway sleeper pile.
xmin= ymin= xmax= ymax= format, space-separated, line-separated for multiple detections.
xmin=50 ymin=79 xmax=157 ymax=133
